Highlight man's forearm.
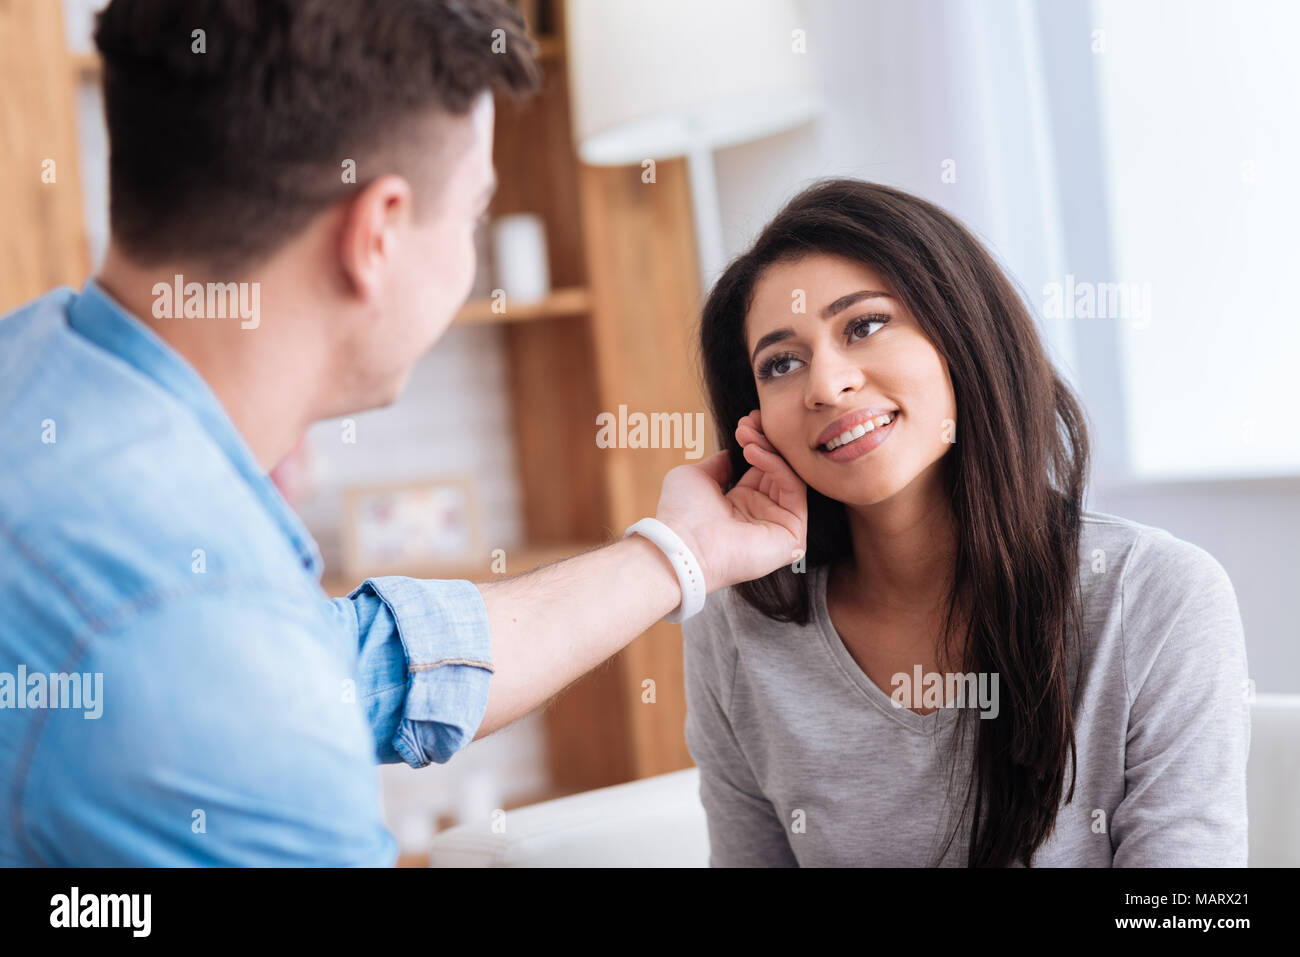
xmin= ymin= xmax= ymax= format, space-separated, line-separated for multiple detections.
xmin=471 ymin=534 xmax=682 ymax=739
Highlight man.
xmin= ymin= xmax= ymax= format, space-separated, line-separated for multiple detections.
xmin=0 ymin=0 xmax=806 ymax=865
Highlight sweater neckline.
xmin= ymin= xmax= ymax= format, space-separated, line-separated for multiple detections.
xmin=811 ymin=563 xmax=962 ymax=736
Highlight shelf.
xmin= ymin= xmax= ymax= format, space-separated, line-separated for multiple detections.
xmin=319 ymin=540 xmax=603 ymax=598
xmin=454 ymin=286 xmax=590 ymax=325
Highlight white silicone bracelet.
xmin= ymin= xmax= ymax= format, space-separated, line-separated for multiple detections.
xmin=622 ymin=517 xmax=707 ymax=623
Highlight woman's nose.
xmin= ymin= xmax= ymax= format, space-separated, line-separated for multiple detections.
xmin=805 ymin=355 xmax=866 ymax=409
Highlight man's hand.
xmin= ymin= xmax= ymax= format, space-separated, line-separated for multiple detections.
xmin=472 ymin=409 xmax=806 ymax=740
xmin=654 ymin=409 xmax=807 ymax=592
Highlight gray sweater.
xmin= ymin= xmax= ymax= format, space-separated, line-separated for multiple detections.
xmin=682 ymin=510 xmax=1251 ymax=866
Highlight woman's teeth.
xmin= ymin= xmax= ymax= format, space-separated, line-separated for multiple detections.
xmin=824 ymin=412 xmax=896 ymax=451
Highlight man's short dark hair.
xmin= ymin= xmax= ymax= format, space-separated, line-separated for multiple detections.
xmin=94 ymin=0 xmax=540 ymax=274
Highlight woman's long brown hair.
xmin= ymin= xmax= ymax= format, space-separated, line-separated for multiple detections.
xmin=697 ymin=179 xmax=1089 ymax=867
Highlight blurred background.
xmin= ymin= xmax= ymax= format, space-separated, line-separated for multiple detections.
xmin=3 ymin=0 xmax=1296 ymax=860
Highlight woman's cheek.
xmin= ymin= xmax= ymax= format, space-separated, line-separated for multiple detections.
xmin=774 ymin=426 xmax=821 ymax=485
xmin=761 ymin=409 xmax=801 ymax=462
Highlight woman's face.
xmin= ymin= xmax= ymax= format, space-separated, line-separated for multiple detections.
xmin=744 ymin=252 xmax=957 ymax=508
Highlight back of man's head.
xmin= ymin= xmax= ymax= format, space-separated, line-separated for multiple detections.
xmin=93 ymin=0 xmax=540 ymax=276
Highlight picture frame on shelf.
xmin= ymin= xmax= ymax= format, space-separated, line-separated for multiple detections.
xmin=341 ymin=475 xmax=483 ymax=580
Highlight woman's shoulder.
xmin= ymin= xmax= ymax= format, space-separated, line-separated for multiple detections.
xmin=1077 ymin=509 xmax=1243 ymax=660
xmin=680 ymin=585 xmax=750 ymax=709
xmin=681 ymin=584 xmax=740 ymax=685
xmin=681 ymin=575 xmax=820 ymax=689
xmin=681 ymin=581 xmax=757 ymax=660
xmin=684 ymin=572 xmax=824 ymax=637
xmin=1078 ymin=509 xmax=1236 ymax=599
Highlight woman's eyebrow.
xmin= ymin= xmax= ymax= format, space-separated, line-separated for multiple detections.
xmin=750 ymin=328 xmax=794 ymax=365
xmin=749 ymin=289 xmax=893 ymax=365
xmin=821 ymin=289 xmax=891 ymax=318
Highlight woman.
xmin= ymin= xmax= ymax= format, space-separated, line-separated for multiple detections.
xmin=685 ymin=179 xmax=1250 ymax=867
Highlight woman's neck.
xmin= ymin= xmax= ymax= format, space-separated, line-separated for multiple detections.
xmin=836 ymin=460 xmax=960 ymax=616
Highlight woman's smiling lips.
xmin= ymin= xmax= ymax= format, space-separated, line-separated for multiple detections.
xmin=813 ymin=407 xmax=900 ymax=462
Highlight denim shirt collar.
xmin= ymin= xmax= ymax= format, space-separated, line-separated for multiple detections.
xmin=67 ymin=278 xmax=324 ymax=579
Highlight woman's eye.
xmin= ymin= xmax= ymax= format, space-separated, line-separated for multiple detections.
xmin=848 ymin=314 xmax=890 ymax=341
xmin=758 ymin=353 xmax=803 ymax=380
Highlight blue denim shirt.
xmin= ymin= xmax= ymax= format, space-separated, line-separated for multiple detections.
xmin=0 ymin=281 xmax=494 ymax=865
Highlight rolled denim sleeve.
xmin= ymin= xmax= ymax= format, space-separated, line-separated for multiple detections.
xmin=332 ymin=577 xmax=494 ymax=768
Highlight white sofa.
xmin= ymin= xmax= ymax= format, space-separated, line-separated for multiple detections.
xmin=428 ymin=694 xmax=1300 ymax=867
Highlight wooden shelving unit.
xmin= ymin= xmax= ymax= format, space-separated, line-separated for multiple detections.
xmin=1 ymin=1 xmax=91 ymax=312
xmin=497 ymin=1 xmax=711 ymax=795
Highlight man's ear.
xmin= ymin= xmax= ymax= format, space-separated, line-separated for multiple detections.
xmin=337 ymin=174 xmax=413 ymax=301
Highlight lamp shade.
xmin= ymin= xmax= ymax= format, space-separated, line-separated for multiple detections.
xmin=567 ymin=0 xmax=820 ymax=165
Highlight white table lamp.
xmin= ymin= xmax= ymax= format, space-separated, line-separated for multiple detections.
xmin=567 ymin=0 xmax=822 ymax=289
